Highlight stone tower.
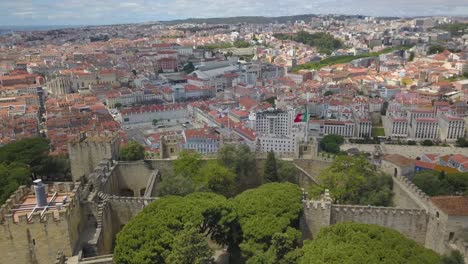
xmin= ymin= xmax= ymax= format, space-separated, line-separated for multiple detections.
xmin=160 ymin=134 xmax=182 ymax=159
xmin=0 ymin=182 xmax=84 ymax=264
xmin=68 ymin=132 xmax=120 ymax=182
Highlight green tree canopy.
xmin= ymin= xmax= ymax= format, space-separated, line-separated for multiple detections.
xmin=277 ymin=160 xmax=299 ymax=184
xmin=421 ymin=140 xmax=434 ymax=146
xmin=435 ymin=23 xmax=468 ymax=37
xmin=164 ymin=150 xmax=238 ymax=197
xmin=428 ymin=45 xmax=446 ymax=55
xmin=381 ymin=101 xmax=389 ymax=115
xmin=319 ymin=134 xmax=345 ymax=154
xmin=232 ymin=183 xmax=303 ymax=263
xmin=456 ymin=138 xmax=468 ymax=148
xmin=311 ymin=156 xmax=393 ymax=206
xmin=195 ymin=160 xmax=236 ymax=197
xmin=233 ymin=40 xmax=251 ymax=48
xmin=120 ymin=140 xmax=145 ymax=161
xmin=114 ymin=192 xmax=235 ymax=264
xmin=323 ymin=91 xmax=333 ymax=96
xmin=155 ymin=174 xmax=196 ymax=197
xmin=413 ymin=170 xmax=468 ymax=197
xmin=274 ymin=31 xmax=343 ymax=55
xmin=264 ymin=151 xmax=279 ymax=183
xmin=166 ymin=223 xmax=214 ymax=264
xmin=0 ymin=137 xmax=49 ymax=168
xmin=217 ymin=145 xmax=258 ymax=192
xmin=441 ymin=250 xmax=465 ymax=264
xmin=300 ymin=222 xmax=441 ymax=264
xmin=0 ymin=138 xmax=70 ymax=203
xmin=183 ymin=62 xmax=195 ymax=74
xmin=0 ymin=163 xmax=31 ymax=204
xmin=173 ymin=150 xmax=203 ymax=178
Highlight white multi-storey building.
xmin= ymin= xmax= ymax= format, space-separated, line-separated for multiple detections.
xmin=384 ymin=116 xmax=409 ymax=138
xmin=355 ymin=118 xmax=372 ymax=138
xmin=408 ymin=109 xmax=435 ymax=122
xmin=254 ymin=109 xmax=294 ymax=136
xmin=118 ymin=104 xmax=188 ymax=128
xmin=439 ymin=114 xmax=466 ymax=142
xmin=409 ymin=117 xmax=439 ymax=140
xmin=256 ymin=135 xmax=297 ymax=155
xmin=182 ymin=129 xmax=220 ymax=154
xmin=309 ymin=120 xmax=355 ymax=138
xmin=323 ymin=120 xmax=355 ymax=138
xmin=106 ymin=90 xmax=162 ymax=108
xmin=253 ymin=108 xmax=298 ymax=155
xmin=455 ymin=61 xmax=468 ymax=75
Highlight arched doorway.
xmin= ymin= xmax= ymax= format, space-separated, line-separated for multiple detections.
xmin=120 ymin=188 xmax=134 ymax=197
xmin=140 ymin=188 xmax=146 ymax=197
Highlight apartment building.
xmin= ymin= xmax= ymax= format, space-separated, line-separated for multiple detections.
xmin=254 ymin=109 xmax=294 ymax=136
xmin=384 ymin=116 xmax=409 ymax=138
xmin=408 ymin=117 xmax=439 ymax=140
xmin=439 ymin=114 xmax=466 ymax=142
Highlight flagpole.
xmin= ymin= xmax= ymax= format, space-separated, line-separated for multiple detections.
xmin=305 ymin=105 xmax=309 ymax=143
xmin=305 ymin=93 xmax=309 ymax=144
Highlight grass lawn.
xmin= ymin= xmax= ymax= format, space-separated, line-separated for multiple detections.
xmin=372 ymin=127 xmax=385 ymax=137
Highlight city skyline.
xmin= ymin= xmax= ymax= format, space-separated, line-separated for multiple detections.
xmin=2 ymin=0 xmax=468 ymax=26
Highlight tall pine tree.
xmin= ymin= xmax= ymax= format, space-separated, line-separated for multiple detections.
xmin=264 ymin=151 xmax=278 ymax=182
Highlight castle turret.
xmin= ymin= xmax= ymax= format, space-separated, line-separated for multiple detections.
xmin=0 ymin=182 xmax=82 ymax=264
xmin=68 ymin=131 xmax=120 ymax=182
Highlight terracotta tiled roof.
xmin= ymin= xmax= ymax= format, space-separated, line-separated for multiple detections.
xmin=382 ymin=154 xmax=415 ymax=167
xmin=431 ymin=196 xmax=468 ymax=216
xmin=449 ymin=154 xmax=468 ymax=165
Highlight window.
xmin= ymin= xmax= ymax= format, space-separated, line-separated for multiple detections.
xmin=449 ymin=232 xmax=454 ymax=241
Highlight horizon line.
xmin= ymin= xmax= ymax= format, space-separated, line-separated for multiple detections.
xmin=1 ymin=13 xmax=467 ymax=28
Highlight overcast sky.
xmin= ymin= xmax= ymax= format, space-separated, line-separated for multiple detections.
xmin=2 ymin=0 xmax=468 ymax=26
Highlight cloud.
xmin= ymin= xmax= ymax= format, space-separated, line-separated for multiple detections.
xmin=0 ymin=0 xmax=467 ymax=25
xmin=119 ymin=2 xmax=141 ymax=8
xmin=13 ymin=11 xmax=35 ymax=16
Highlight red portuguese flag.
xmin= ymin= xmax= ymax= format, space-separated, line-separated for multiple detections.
xmin=294 ymin=111 xmax=308 ymax=123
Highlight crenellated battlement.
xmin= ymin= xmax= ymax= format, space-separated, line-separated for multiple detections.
xmin=394 ymin=174 xmax=432 ymax=202
xmin=392 ymin=174 xmax=440 ymax=216
xmin=68 ymin=131 xmax=119 ymax=146
xmin=87 ymin=159 xmax=116 ymax=191
xmin=0 ymin=182 xmax=80 ymax=225
xmin=106 ymin=194 xmax=159 ymax=204
xmin=68 ymin=131 xmax=120 ymax=182
xmin=331 ymin=204 xmax=426 ymax=216
xmin=303 ymin=199 xmax=332 ymax=210
xmin=303 ymin=189 xmax=332 ymax=210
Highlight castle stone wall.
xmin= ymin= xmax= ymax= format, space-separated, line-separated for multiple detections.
xmin=87 ymin=160 xmax=119 ymax=196
xmin=302 ymin=199 xmax=331 ymax=239
xmin=68 ymin=132 xmax=120 ymax=182
xmin=0 ymin=183 xmax=83 ymax=264
xmin=293 ymin=159 xmax=331 ymax=185
xmin=330 ymin=205 xmax=428 ymax=244
xmin=302 ymin=195 xmax=428 ymax=244
xmin=113 ymin=162 xmax=154 ymax=197
xmin=147 ymin=158 xmax=329 ymax=189
xmin=392 ymin=175 xmax=434 ymax=211
xmin=106 ymin=196 xmax=158 ymax=227
xmin=341 ymin=143 xmax=467 ymax=159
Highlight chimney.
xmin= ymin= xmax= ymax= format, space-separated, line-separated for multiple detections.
xmin=33 ymin=179 xmax=48 ymax=207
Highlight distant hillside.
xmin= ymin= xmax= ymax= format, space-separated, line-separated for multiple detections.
xmin=161 ymin=14 xmax=366 ymax=25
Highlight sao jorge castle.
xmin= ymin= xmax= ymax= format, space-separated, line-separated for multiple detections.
xmin=0 ymin=132 xmax=468 ymax=263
